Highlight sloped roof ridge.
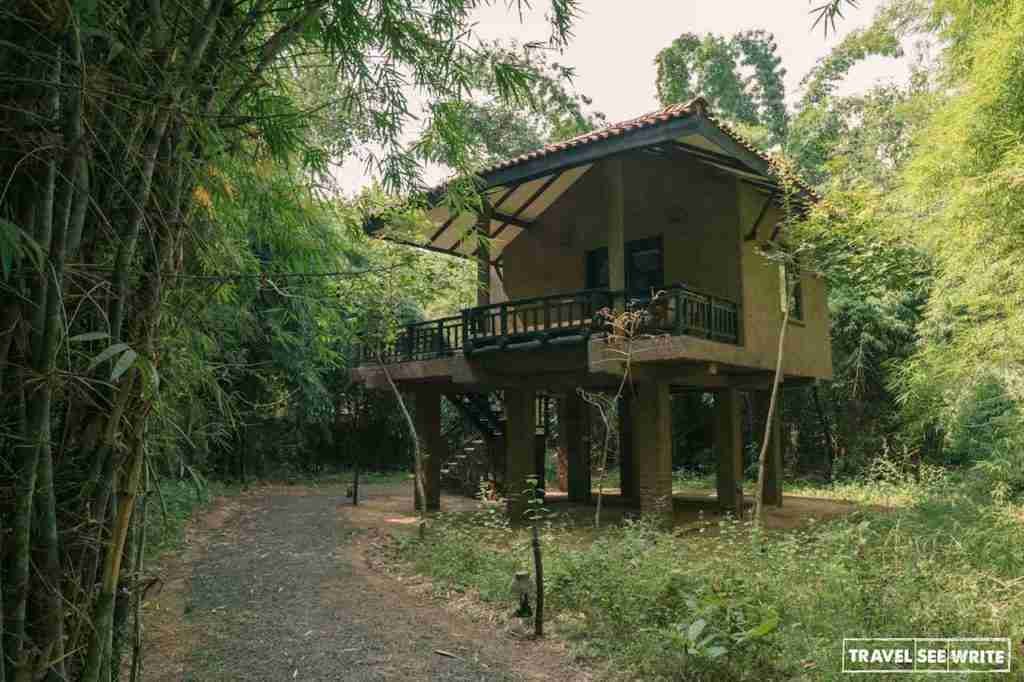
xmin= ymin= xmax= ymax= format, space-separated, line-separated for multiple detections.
xmin=482 ymin=97 xmax=708 ymax=173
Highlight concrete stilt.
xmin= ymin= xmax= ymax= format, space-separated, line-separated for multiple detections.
xmin=413 ymin=391 xmax=444 ymax=511
xmin=562 ymin=392 xmax=591 ymax=503
xmin=754 ymin=390 xmax=784 ymax=506
xmin=631 ymin=382 xmax=673 ymax=521
xmin=504 ymin=388 xmax=536 ymax=521
xmin=714 ymin=387 xmax=744 ymax=515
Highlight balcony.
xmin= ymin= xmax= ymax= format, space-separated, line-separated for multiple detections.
xmin=363 ymin=285 xmax=740 ymax=365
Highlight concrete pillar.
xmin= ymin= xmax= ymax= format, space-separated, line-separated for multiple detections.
xmin=618 ymin=392 xmax=637 ymax=501
xmin=605 ymin=158 xmax=625 ymax=295
xmin=562 ymin=393 xmax=591 ymax=503
xmin=413 ymin=391 xmax=444 ymax=511
xmin=714 ymin=387 xmax=744 ymax=515
xmin=754 ymin=390 xmax=784 ymax=507
xmin=504 ymin=387 xmax=536 ymax=520
xmin=630 ymin=382 xmax=673 ymax=521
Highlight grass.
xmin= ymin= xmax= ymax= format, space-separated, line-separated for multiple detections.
xmin=394 ymin=474 xmax=1024 ymax=681
xmin=144 ymin=478 xmax=235 ymax=560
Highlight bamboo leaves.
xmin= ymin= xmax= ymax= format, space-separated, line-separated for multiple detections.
xmin=86 ymin=342 xmax=131 ymax=372
xmin=0 ymin=218 xmax=45 ymax=280
xmin=82 ymin=340 xmax=141 ymax=382
xmin=111 ymin=348 xmax=138 ymax=382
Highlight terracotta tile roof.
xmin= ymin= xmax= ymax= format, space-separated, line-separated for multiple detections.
xmin=478 ymin=97 xmax=818 ymax=201
xmin=480 ymin=99 xmax=702 ymax=173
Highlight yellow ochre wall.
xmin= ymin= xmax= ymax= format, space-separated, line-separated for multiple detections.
xmin=499 ymin=155 xmax=832 ymax=380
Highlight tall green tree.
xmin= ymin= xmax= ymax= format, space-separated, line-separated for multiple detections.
xmin=655 ymin=30 xmax=788 ymax=144
xmin=895 ymin=0 xmax=1024 ymax=493
xmin=417 ymin=40 xmax=606 ymax=168
xmin=0 ymin=0 xmax=578 ymax=678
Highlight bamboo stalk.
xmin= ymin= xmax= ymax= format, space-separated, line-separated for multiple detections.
xmin=82 ymin=411 xmax=147 ymax=682
xmin=7 ymin=49 xmax=61 ymax=680
xmin=0 ymin=529 xmax=5 ymax=682
xmin=33 ymin=409 xmax=66 ymax=681
xmin=129 ymin=465 xmax=150 ymax=682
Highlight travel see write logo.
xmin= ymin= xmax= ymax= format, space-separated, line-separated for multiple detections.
xmin=842 ymin=638 xmax=1012 ymax=674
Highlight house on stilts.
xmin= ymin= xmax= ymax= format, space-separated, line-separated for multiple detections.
xmin=351 ymin=98 xmax=832 ymax=522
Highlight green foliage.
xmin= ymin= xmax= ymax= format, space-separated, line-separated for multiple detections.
xmin=416 ymin=40 xmax=605 ymax=168
xmin=655 ymin=30 xmax=788 ymax=144
xmin=399 ymin=480 xmax=1024 ymax=680
xmin=144 ymin=478 xmax=232 ymax=559
xmin=0 ymin=0 xmax=580 ymax=675
xmin=878 ymin=0 xmax=1024 ymax=498
xmin=946 ymin=376 xmax=1019 ymax=466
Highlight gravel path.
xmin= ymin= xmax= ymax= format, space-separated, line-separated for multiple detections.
xmin=144 ymin=484 xmax=580 ymax=681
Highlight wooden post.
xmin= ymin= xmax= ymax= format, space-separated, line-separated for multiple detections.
xmin=504 ymin=388 xmax=536 ymax=521
xmin=605 ymin=158 xmax=625 ymax=297
xmin=534 ymin=397 xmax=548 ymax=493
xmin=352 ymin=459 xmax=360 ymax=506
xmin=532 ymin=525 xmax=544 ymax=638
xmin=714 ymin=387 xmax=745 ymax=515
xmin=413 ymin=391 xmax=444 ymax=511
xmin=630 ymin=382 xmax=673 ymax=522
xmin=754 ymin=390 xmax=784 ymax=506
xmin=563 ymin=392 xmax=590 ymax=503
xmin=555 ymin=398 xmax=570 ymax=492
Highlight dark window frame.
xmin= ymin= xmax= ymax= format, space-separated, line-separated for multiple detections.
xmin=585 ymin=235 xmax=665 ymax=293
xmin=783 ymin=261 xmax=804 ymax=322
xmin=626 ymin=236 xmax=664 ymax=294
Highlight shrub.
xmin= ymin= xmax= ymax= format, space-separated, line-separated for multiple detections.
xmin=394 ymin=480 xmax=1024 ymax=680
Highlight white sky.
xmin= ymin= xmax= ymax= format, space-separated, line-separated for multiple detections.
xmin=336 ymin=0 xmax=908 ymax=194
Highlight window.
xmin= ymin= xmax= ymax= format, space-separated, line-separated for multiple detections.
xmin=626 ymin=237 xmax=664 ymax=294
xmin=586 ymin=246 xmax=609 ymax=289
xmin=779 ymin=262 xmax=804 ymax=321
xmin=585 ymin=236 xmax=664 ymax=293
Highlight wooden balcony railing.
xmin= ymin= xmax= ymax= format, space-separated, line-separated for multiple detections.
xmin=373 ymin=315 xmax=464 ymax=364
xmin=463 ymin=285 xmax=740 ymax=353
xmin=360 ymin=286 xmax=740 ymax=365
xmin=463 ymin=288 xmax=614 ymax=352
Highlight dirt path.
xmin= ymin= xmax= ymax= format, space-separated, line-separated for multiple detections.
xmin=142 ymin=482 xmax=589 ymax=681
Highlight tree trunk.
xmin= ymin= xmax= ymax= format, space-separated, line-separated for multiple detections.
xmin=377 ymin=355 xmax=426 ymax=518
xmin=755 ymin=305 xmax=790 ymax=524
